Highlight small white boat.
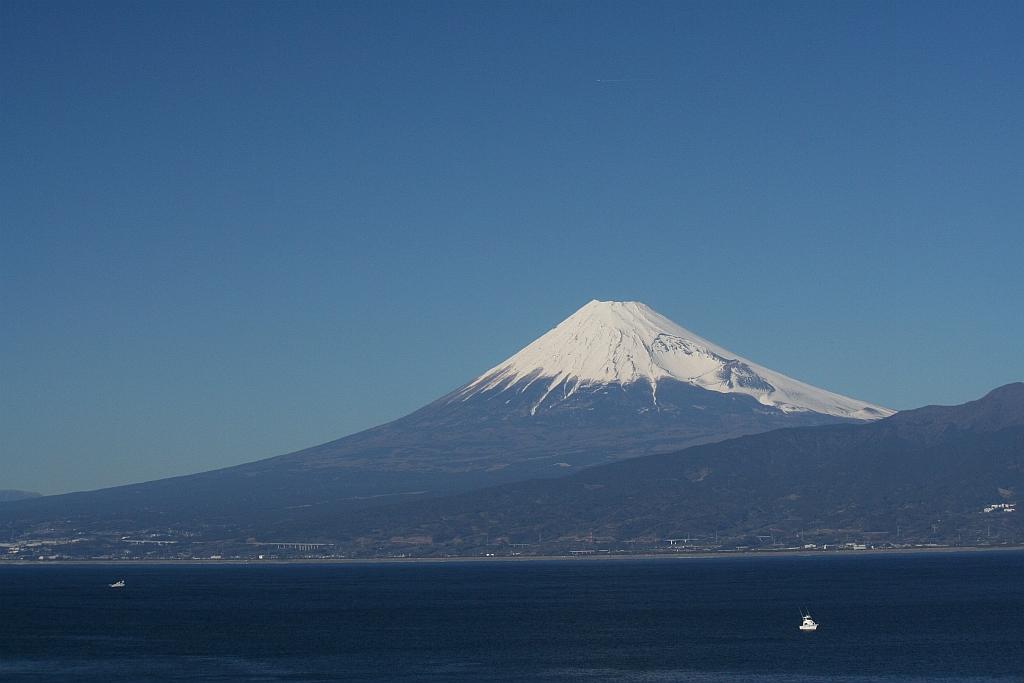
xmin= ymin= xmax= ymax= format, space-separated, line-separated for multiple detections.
xmin=799 ymin=612 xmax=818 ymax=632
xmin=109 ymin=579 xmax=126 ymax=588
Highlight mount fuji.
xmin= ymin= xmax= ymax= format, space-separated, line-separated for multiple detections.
xmin=1 ymin=300 xmax=891 ymax=537
xmin=453 ymin=300 xmax=889 ymax=420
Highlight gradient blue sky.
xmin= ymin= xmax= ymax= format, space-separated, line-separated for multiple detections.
xmin=3 ymin=1 xmax=1022 ymax=494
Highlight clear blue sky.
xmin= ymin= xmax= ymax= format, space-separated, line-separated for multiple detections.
xmin=3 ymin=1 xmax=1022 ymax=494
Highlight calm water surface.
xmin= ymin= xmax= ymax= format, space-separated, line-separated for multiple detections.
xmin=1 ymin=552 xmax=1022 ymax=681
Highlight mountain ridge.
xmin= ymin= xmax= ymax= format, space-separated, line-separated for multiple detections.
xmin=302 ymin=382 xmax=1023 ymax=553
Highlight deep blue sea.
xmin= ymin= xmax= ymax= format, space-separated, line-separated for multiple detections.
xmin=1 ymin=552 xmax=1022 ymax=681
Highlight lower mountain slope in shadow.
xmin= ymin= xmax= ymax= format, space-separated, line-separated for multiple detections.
xmin=0 ymin=381 xmax=847 ymax=537
xmin=304 ymin=383 xmax=1024 ymax=552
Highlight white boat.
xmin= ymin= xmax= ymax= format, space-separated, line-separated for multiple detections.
xmin=799 ymin=612 xmax=818 ymax=631
xmin=109 ymin=579 xmax=126 ymax=588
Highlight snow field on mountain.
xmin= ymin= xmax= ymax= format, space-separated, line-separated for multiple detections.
xmin=457 ymin=300 xmax=892 ymax=420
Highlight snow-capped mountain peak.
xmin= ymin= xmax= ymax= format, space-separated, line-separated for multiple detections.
xmin=454 ymin=300 xmax=892 ymax=420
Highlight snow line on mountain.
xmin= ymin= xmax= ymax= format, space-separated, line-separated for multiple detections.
xmin=453 ymin=300 xmax=892 ymax=420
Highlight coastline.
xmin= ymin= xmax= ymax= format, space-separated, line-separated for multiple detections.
xmin=3 ymin=544 xmax=1022 ymax=567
